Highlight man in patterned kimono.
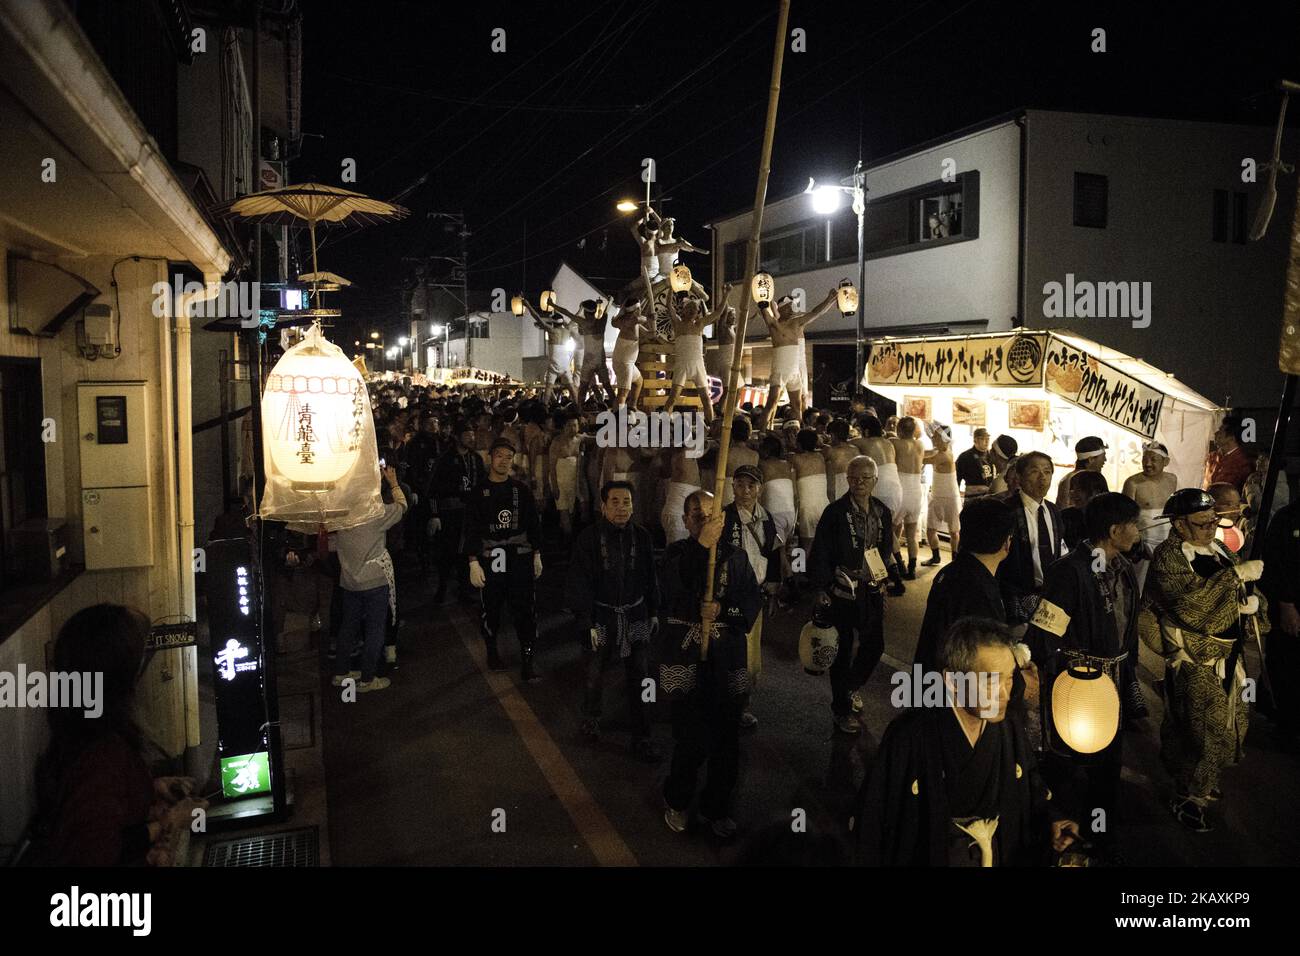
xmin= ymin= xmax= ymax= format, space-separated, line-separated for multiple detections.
xmin=659 ymin=490 xmax=762 ymax=839
xmin=1138 ymin=489 xmax=1269 ymax=832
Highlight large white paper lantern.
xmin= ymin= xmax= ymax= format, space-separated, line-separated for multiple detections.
xmin=511 ymin=296 xmax=525 ymax=316
xmin=752 ymin=272 xmax=774 ymax=307
xmin=540 ymin=290 xmax=556 ymax=312
xmin=263 ymin=325 xmax=366 ymax=490
xmin=1052 ymin=664 xmax=1120 ymax=754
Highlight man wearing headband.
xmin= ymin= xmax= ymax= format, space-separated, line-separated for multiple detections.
xmin=521 ymin=298 xmax=581 ymax=407
xmin=1122 ymin=442 xmax=1178 ymax=593
xmin=551 ymin=298 xmax=616 ymax=407
xmin=663 ymin=291 xmax=720 ymax=425
xmin=923 ymin=422 xmax=960 ymax=566
xmin=611 ymin=296 xmax=652 ymax=407
xmin=760 ymin=289 xmax=839 ymax=431
xmin=1055 ymin=436 xmax=1109 ymax=509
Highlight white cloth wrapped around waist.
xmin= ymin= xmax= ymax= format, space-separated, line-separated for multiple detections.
xmin=1140 ymin=508 xmax=1171 ymax=546
xmin=761 ymin=476 xmax=796 ymax=515
xmin=797 ymin=473 xmax=830 ymax=510
xmin=931 ymin=469 xmax=960 ymax=499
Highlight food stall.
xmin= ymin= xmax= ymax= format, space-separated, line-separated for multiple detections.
xmin=865 ymin=330 xmax=1222 ymax=501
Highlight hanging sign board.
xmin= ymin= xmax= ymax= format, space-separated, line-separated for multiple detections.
xmin=867 ymin=332 xmax=1047 ymax=388
xmin=145 ymin=621 xmax=198 ymax=651
xmin=1043 ymin=338 xmax=1165 ymax=439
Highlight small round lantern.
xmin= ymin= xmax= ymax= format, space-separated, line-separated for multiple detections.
xmin=511 ymin=296 xmax=524 ymax=316
xmin=594 ymin=299 xmax=608 ymax=320
xmin=837 ymin=278 xmax=859 ymax=316
xmin=540 ymin=290 xmax=556 ymax=313
xmin=752 ymin=272 xmax=774 ymax=309
xmin=1051 ymin=663 xmax=1120 ymax=754
xmin=670 ymin=264 xmax=693 ymax=294
xmin=262 ymin=324 xmax=366 ymax=491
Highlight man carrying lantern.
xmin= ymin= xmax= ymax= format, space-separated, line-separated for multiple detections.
xmin=1138 ymin=488 xmax=1269 ymax=833
xmin=465 ymin=437 xmax=544 ymax=682
xmin=522 ymin=299 xmax=581 ymax=407
xmin=1023 ymin=492 xmax=1142 ymax=860
xmin=663 ymin=292 xmax=723 ymax=424
xmin=551 ymin=298 xmax=615 ymax=407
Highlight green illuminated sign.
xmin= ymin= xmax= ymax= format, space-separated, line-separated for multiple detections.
xmin=221 ymin=751 xmax=271 ymax=799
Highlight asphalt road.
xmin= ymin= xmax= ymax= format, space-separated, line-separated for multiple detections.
xmin=319 ymin=534 xmax=1300 ymax=866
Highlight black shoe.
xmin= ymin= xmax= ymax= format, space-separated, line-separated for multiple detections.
xmin=904 ymin=560 xmax=917 ymax=581
xmin=486 ymin=647 xmax=507 ymax=671
xmin=886 ymin=581 xmax=906 ymax=596
xmin=521 ymin=652 xmax=541 ymax=684
xmin=922 ymin=552 xmax=942 ymax=567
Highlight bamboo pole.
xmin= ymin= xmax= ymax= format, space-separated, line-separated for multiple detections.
xmin=701 ymin=0 xmax=791 ymax=659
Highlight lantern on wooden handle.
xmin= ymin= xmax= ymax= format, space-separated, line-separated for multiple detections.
xmin=837 ymin=278 xmax=859 ymax=316
xmin=511 ymin=296 xmax=524 ymax=316
xmin=670 ymin=264 xmax=693 ymax=294
xmin=752 ymin=272 xmax=774 ymax=310
xmin=594 ymin=299 xmax=608 ymax=320
xmin=539 ymin=290 xmax=556 ymax=313
xmin=262 ymin=324 xmax=366 ymax=490
xmin=1051 ymin=663 xmax=1120 ymax=754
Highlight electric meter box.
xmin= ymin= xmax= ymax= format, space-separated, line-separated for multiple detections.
xmin=77 ymin=381 xmax=153 ymax=568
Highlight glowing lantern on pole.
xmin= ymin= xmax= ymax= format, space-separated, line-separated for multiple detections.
xmin=540 ymin=290 xmax=556 ymax=313
xmin=594 ymin=299 xmax=608 ymax=320
xmin=263 ymin=325 xmax=365 ymax=490
xmin=752 ymin=272 xmax=774 ymax=310
xmin=1051 ymin=663 xmax=1120 ymax=754
xmin=837 ymin=278 xmax=859 ymax=316
xmin=670 ymin=264 xmax=693 ymax=294
xmin=511 ymin=296 xmax=525 ymax=316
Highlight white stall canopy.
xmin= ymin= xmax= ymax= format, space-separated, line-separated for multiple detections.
xmin=865 ymin=330 xmax=1221 ymax=499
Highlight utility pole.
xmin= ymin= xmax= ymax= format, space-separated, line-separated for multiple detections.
xmin=425 ymin=212 xmax=471 ymax=367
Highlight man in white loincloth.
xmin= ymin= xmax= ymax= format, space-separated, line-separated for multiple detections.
xmin=524 ymin=299 xmax=580 ymax=406
xmin=826 ymin=419 xmax=859 ymax=501
xmin=661 ymin=447 xmax=703 ymax=546
xmin=548 ymin=409 xmax=582 ymax=539
xmin=760 ymin=290 xmax=838 ymax=431
xmin=611 ymin=296 xmax=652 ymax=407
xmin=552 ymin=299 xmax=615 ymax=407
xmin=891 ymin=416 xmax=925 ymax=580
xmin=758 ymin=433 xmax=797 ymax=552
xmin=663 ymin=293 xmax=716 ymax=424
xmin=922 ymin=423 xmax=961 ymax=566
xmin=857 ymin=414 xmax=903 ymax=517
xmin=1121 ymin=440 xmax=1178 ymax=593
xmin=792 ymin=428 xmax=830 ymax=548
xmin=707 ymin=293 xmax=738 ymax=401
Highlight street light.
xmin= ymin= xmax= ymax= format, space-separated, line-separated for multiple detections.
xmin=806 ymin=166 xmax=868 ymax=390
xmin=370 ymin=331 xmax=380 ymax=340
xmin=616 ymin=199 xmax=639 ymax=213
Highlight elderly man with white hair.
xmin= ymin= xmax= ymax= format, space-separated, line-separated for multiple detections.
xmin=808 ymin=455 xmax=906 ymax=734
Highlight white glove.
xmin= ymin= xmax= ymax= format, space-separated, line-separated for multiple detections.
xmin=469 ymin=560 xmax=486 ymax=589
xmin=427 ymin=516 xmax=442 ymax=536
xmin=1234 ymin=560 xmax=1264 ymax=583
xmin=1238 ymin=595 xmax=1260 ymax=616
xmin=534 ymin=552 xmax=544 ymax=580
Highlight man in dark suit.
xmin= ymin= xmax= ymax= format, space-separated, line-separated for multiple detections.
xmin=997 ymin=451 xmax=1068 ymax=624
xmin=914 ymin=498 xmax=1014 ymax=674
xmin=1024 ymin=492 xmax=1142 ymax=860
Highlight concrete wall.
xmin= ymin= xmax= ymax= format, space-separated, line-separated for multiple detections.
xmin=1022 ymin=110 xmax=1293 ymax=409
xmin=710 ymin=119 xmax=1022 ymax=339
xmin=0 ymin=247 xmax=189 ymax=845
xmin=445 ymin=312 xmax=524 ymax=380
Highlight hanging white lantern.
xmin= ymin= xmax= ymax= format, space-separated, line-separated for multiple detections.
xmin=511 ymin=296 xmax=525 ymax=316
xmin=837 ymin=278 xmax=859 ymax=316
xmin=1052 ymin=663 xmax=1120 ymax=754
xmin=752 ymin=272 xmax=774 ymax=308
xmin=540 ymin=290 xmax=556 ymax=312
xmin=594 ymin=299 xmax=608 ymax=320
xmin=262 ymin=325 xmax=367 ymax=490
xmin=670 ymin=264 xmax=693 ymax=294
xmin=798 ymin=618 xmax=839 ymax=676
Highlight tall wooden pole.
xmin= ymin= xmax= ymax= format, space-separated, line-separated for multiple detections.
xmin=702 ymin=0 xmax=791 ymax=658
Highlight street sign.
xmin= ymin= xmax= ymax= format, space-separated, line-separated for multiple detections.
xmin=146 ymin=621 xmax=197 ymax=651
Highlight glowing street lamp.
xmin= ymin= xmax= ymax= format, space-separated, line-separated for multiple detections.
xmin=807 ymin=169 xmax=869 ymax=388
xmin=369 ymin=331 xmax=380 ymax=340
xmin=809 ymin=184 xmax=844 ymax=215
xmin=616 ymin=199 xmax=639 ymax=213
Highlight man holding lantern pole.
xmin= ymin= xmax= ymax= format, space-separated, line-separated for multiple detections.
xmin=759 ymin=289 xmax=838 ymax=432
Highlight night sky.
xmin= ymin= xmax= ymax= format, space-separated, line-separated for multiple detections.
xmin=297 ymin=0 xmax=1300 ymax=337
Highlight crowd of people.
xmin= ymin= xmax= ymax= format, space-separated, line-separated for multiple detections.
xmin=319 ymin=371 xmax=1299 ymax=863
